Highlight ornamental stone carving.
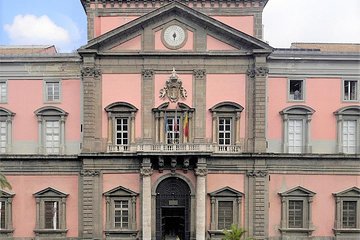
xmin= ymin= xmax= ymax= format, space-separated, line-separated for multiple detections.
xmin=80 ymin=169 xmax=100 ymax=177
xmin=81 ymin=66 xmax=101 ymax=78
xmin=195 ymin=167 xmax=208 ymax=177
xmin=247 ymin=66 xmax=269 ymax=78
xmin=246 ymin=170 xmax=268 ymax=177
xmin=159 ymin=68 xmax=187 ymax=103
xmin=193 ymin=69 xmax=206 ymax=80
xmin=140 ymin=167 xmax=153 ymax=177
xmin=142 ymin=69 xmax=154 ymax=80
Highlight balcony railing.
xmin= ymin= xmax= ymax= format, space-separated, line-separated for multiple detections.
xmin=107 ymin=144 xmax=242 ymax=154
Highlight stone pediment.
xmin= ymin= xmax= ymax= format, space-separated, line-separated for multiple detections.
xmin=33 ymin=187 xmax=68 ymax=198
xmin=79 ymin=1 xmax=272 ymax=54
xmin=333 ymin=187 xmax=360 ymax=197
xmin=103 ymin=186 xmax=138 ymax=197
xmin=0 ymin=189 xmax=15 ymax=198
xmin=279 ymin=186 xmax=316 ymax=197
xmin=209 ymin=186 xmax=244 ymax=197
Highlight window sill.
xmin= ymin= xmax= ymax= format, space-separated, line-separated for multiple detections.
xmin=104 ymin=229 xmax=138 ymax=238
xmin=34 ymin=229 xmax=68 ymax=236
xmin=279 ymin=227 xmax=315 ymax=236
xmin=0 ymin=229 xmax=14 ymax=235
xmin=333 ymin=228 xmax=360 ymax=234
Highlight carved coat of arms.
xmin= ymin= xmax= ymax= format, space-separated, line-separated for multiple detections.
xmin=159 ymin=68 xmax=187 ymax=103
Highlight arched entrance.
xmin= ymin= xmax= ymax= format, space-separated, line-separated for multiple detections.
xmin=156 ymin=177 xmax=191 ymax=240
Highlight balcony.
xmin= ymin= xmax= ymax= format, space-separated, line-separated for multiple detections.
xmin=107 ymin=144 xmax=242 ymax=154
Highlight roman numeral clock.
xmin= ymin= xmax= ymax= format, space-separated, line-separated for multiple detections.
xmin=162 ymin=24 xmax=187 ymax=49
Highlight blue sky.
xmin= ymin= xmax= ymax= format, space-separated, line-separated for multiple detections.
xmin=0 ymin=0 xmax=359 ymax=52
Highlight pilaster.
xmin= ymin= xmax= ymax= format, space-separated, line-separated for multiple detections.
xmin=140 ymin=158 xmax=153 ymax=240
xmin=142 ymin=69 xmax=154 ymax=143
xmin=193 ymin=69 xmax=206 ymax=143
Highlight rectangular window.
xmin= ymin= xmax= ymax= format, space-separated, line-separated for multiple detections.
xmin=114 ymin=200 xmax=129 ymax=229
xmin=45 ymin=120 xmax=60 ymax=154
xmin=289 ymin=80 xmax=304 ymax=100
xmin=0 ymin=82 xmax=7 ymax=103
xmin=0 ymin=201 xmax=5 ymax=229
xmin=0 ymin=121 xmax=7 ymax=153
xmin=44 ymin=201 xmax=59 ymax=230
xmin=342 ymin=201 xmax=357 ymax=228
xmin=166 ymin=117 xmax=180 ymax=144
xmin=46 ymin=82 xmax=60 ymax=102
xmin=115 ymin=118 xmax=129 ymax=145
xmin=218 ymin=201 xmax=233 ymax=229
xmin=218 ymin=117 xmax=231 ymax=145
xmin=342 ymin=120 xmax=356 ymax=154
xmin=288 ymin=119 xmax=303 ymax=153
xmin=344 ymin=80 xmax=358 ymax=101
xmin=288 ymin=200 xmax=303 ymax=228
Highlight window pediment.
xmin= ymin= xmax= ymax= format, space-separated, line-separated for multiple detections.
xmin=209 ymin=186 xmax=243 ymax=197
xmin=210 ymin=101 xmax=244 ymax=113
xmin=152 ymin=102 xmax=194 ymax=112
xmin=103 ymin=186 xmax=138 ymax=197
xmin=333 ymin=187 xmax=360 ymax=198
xmin=280 ymin=105 xmax=315 ymax=116
xmin=105 ymin=102 xmax=138 ymax=113
xmin=33 ymin=187 xmax=68 ymax=198
xmin=34 ymin=106 xmax=68 ymax=117
xmin=334 ymin=105 xmax=360 ymax=116
xmin=0 ymin=107 xmax=15 ymax=117
xmin=279 ymin=186 xmax=315 ymax=197
xmin=0 ymin=189 xmax=14 ymax=198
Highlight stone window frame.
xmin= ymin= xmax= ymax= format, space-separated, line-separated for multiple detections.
xmin=342 ymin=79 xmax=359 ymax=102
xmin=44 ymin=79 xmax=61 ymax=103
xmin=33 ymin=187 xmax=68 ymax=238
xmin=208 ymin=187 xmax=244 ymax=238
xmin=278 ymin=186 xmax=315 ymax=238
xmin=105 ymin=102 xmax=138 ymax=151
xmin=209 ymin=102 xmax=244 ymax=146
xmin=0 ymin=190 xmax=14 ymax=237
xmin=288 ymin=78 xmax=306 ymax=102
xmin=152 ymin=102 xmax=194 ymax=144
xmin=334 ymin=105 xmax=360 ymax=154
xmin=280 ymin=105 xmax=315 ymax=154
xmin=333 ymin=187 xmax=360 ymax=238
xmin=0 ymin=80 xmax=8 ymax=103
xmin=103 ymin=186 xmax=138 ymax=239
xmin=34 ymin=106 xmax=68 ymax=154
xmin=0 ymin=107 xmax=15 ymax=154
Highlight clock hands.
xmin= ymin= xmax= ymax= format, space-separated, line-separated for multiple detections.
xmin=172 ymin=32 xmax=177 ymax=41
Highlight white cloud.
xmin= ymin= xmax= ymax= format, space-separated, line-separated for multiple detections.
xmin=4 ymin=14 xmax=70 ymax=48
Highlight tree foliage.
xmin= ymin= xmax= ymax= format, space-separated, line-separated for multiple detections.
xmin=0 ymin=172 xmax=11 ymax=190
xmin=222 ymin=224 xmax=251 ymax=240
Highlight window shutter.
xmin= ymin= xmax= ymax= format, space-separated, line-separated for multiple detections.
xmin=218 ymin=201 xmax=233 ymax=229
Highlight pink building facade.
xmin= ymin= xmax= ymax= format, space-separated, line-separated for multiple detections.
xmin=0 ymin=1 xmax=359 ymax=240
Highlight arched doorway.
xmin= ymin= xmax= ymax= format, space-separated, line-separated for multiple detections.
xmin=156 ymin=177 xmax=191 ymax=240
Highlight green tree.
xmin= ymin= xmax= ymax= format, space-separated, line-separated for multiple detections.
xmin=0 ymin=172 xmax=11 ymax=190
xmin=222 ymin=224 xmax=252 ymax=240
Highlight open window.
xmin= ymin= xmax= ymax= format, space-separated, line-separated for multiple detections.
xmin=105 ymin=102 xmax=138 ymax=152
xmin=0 ymin=81 xmax=7 ymax=103
xmin=0 ymin=189 xmax=14 ymax=237
xmin=103 ymin=186 xmax=138 ymax=239
xmin=343 ymin=80 xmax=359 ymax=101
xmin=333 ymin=187 xmax=360 ymax=239
xmin=289 ymin=79 xmax=304 ymax=101
xmin=334 ymin=106 xmax=360 ymax=154
xmin=34 ymin=106 xmax=68 ymax=154
xmin=279 ymin=186 xmax=315 ymax=238
xmin=0 ymin=108 xmax=15 ymax=154
xmin=280 ymin=105 xmax=315 ymax=153
xmin=33 ymin=187 xmax=68 ymax=238
xmin=208 ymin=187 xmax=243 ymax=238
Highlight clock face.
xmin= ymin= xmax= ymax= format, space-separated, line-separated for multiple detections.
xmin=163 ymin=25 xmax=186 ymax=48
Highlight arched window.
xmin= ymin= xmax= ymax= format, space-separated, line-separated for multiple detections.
xmin=34 ymin=106 xmax=68 ymax=154
xmin=209 ymin=102 xmax=244 ymax=151
xmin=334 ymin=106 xmax=360 ymax=154
xmin=153 ymin=102 xmax=194 ymax=144
xmin=105 ymin=102 xmax=138 ymax=152
xmin=0 ymin=107 xmax=15 ymax=154
xmin=280 ymin=105 xmax=315 ymax=154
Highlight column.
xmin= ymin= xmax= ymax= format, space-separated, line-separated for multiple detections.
xmin=131 ymin=112 xmax=136 ymax=144
xmin=235 ymin=112 xmax=241 ymax=145
xmin=107 ymin=113 xmax=112 ymax=146
xmin=195 ymin=158 xmax=207 ymax=240
xmin=140 ymin=158 xmax=153 ymax=240
xmin=37 ymin=116 xmax=43 ymax=154
xmin=60 ymin=116 xmax=66 ymax=154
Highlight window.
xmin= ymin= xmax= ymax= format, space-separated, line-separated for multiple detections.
xmin=45 ymin=81 xmax=60 ymax=102
xmin=343 ymin=80 xmax=358 ymax=101
xmin=289 ymin=79 xmax=304 ymax=101
xmin=0 ymin=190 xmax=14 ymax=236
xmin=208 ymin=187 xmax=243 ymax=238
xmin=334 ymin=106 xmax=360 ymax=154
xmin=34 ymin=106 xmax=67 ymax=154
xmin=0 ymin=108 xmax=15 ymax=154
xmin=0 ymin=81 xmax=7 ymax=103
xmin=333 ymin=187 xmax=360 ymax=238
xmin=33 ymin=187 xmax=68 ymax=237
xmin=105 ymin=102 xmax=138 ymax=152
xmin=153 ymin=102 xmax=194 ymax=145
xmin=209 ymin=102 xmax=244 ymax=152
xmin=280 ymin=105 xmax=315 ymax=153
xmin=279 ymin=186 xmax=315 ymax=237
xmin=103 ymin=186 xmax=138 ymax=238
